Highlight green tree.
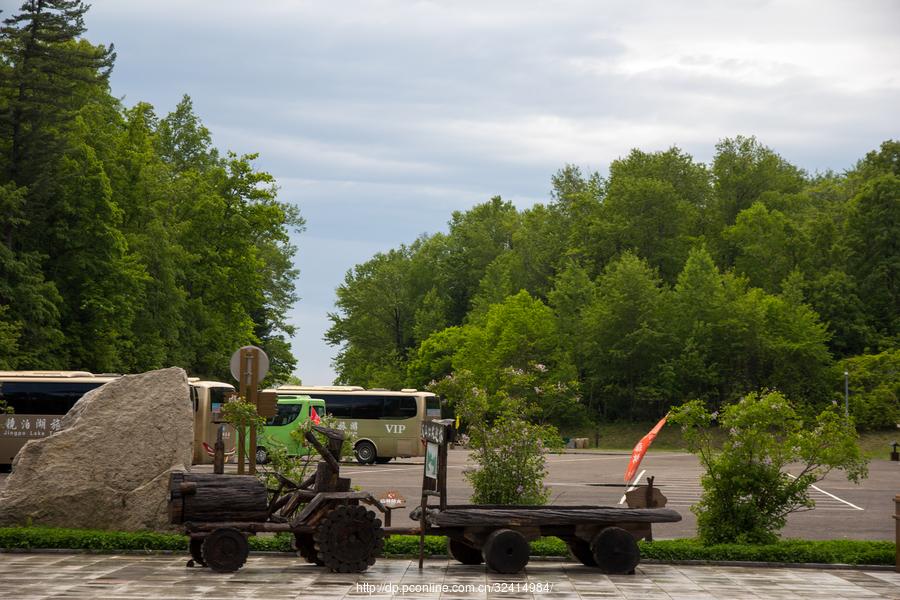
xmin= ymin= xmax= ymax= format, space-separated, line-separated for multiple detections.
xmin=0 ymin=0 xmax=115 ymax=184
xmin=598 ymin=147 xmax=708 ymax=282
xmin=724 ymin=202 xmax=808 ymax=292
xmin=845 ymin=174 xmax=899 ymax=346
xmin=581 ymin=252 xmax=669 ymax=420
xmin=326 ymin=248 xmax=416 ymax=386
xmin=710 ymin=136 xmax=806 ymax=264
xmin=671 ymin=392 xmax=867 ymax=544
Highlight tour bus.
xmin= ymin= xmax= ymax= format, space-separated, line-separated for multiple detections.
xmin=270 ymin=386 xmax=442 ymax=464
xmin=0 ymin=371 xmax=234 ymax=470
xmin=189 ymin=378 xmax=237 ymax=465
xmin=250 ymin=394 xmax=326 ymax=464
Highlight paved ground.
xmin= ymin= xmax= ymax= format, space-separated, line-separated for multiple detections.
xmin=0 ymin=552 xmax=897 ymax=599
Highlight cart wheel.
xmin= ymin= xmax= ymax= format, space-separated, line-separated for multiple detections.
xmin=188 ymin=537 xmax=207 ymax=568
xmin=202 ymin=528 xmax=249 ymax=573
xmin=293 ymin=533 xmax=325 ymax=566
xmin=566 ymin=539 xmax=597 ymax=567
xmin=447 ymin=538 xmax=483 ymax=565
xmin=590 ymin=527 xmax=639 ymax=574
xmin=314 ymin=504 xmax=384 ymax=573
xmin=483 ymin=529 xmax=529 ymax=574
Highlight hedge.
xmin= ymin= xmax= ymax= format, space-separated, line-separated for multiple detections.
xmin=0 ymin=527 xmax=893 ymax=566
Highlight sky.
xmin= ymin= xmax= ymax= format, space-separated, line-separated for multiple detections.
xmin=75 ymin=0 xmax=899 ymax=385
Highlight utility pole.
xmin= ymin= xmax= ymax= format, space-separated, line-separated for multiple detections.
xmin=844 ymin=370 xmax=849 ymax=418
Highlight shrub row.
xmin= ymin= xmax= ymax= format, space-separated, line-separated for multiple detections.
xmin=0 ymin=528 xmax=893 ymax=565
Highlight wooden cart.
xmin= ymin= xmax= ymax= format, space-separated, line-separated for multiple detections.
xmin=412 ymin=419 xmax=681 ymax=574
xmin=169 ymin=425 xmax=390 ymax=573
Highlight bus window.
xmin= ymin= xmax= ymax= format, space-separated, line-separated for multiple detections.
xmin=426 ymin=396 xmax=442 ymax=418
xmin=267 ymin=403 xmax=301 ymax=427
xmin=325 ymin=396 xmax=353 ymax=418
xmin=383 ymin=396 xmax=417 ymax=419
xmin=0 ymin=381 xmax=105 ymax=415
xmin=352 ymin=396 xmax=383 ymax=419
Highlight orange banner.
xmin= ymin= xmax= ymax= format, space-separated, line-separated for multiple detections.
xmin=624 ymin=414 xmax=668 ymax=483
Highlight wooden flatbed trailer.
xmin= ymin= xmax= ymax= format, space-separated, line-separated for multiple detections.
xmin=409 ymin=420 xmax=681 ymax=574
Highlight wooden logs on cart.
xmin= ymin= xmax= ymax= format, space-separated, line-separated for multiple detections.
xmin=169 ymin=472 xmax=268 ymax=524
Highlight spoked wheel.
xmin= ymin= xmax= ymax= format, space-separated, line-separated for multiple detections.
xmin=293 ymin=533 xmax=325 ymax=566
xmin=314 ymin=504 xmax=385 ymax=573
xmin=591 ymin=526 xmax=640 ymax=574
xmin=482 ymin=529 xmax=529 ymax=574
xmin=187 ymin=537 xmax=206 ymax=568
xmin=201 ymin=528 xmax=250 ymax=573
xmin=447 ymin=538 xmax=483 ymax=565
xmin=566 ymin=538 xmax=597 ymax=567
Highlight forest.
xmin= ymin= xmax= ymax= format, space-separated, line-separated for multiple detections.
xmin=0 ymin=1 xmax=302 ymax=382
xmin=326 ymin=140 xmax=899 ymax=429
xmin=0 ymin=3 xmax=896 ymax=429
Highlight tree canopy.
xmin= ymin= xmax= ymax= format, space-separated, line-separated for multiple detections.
xmin=328 ymin=138 xmax=899 ymax=429
xmin=0 ymin=1 xmax=302 ymax=382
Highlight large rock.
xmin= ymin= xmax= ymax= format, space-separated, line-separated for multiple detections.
xmin=0 ymin=367 xmax=192 ymax=531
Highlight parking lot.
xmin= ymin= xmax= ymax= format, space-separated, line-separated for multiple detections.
xmin=338 ymin=450 xmax=898 ymax=541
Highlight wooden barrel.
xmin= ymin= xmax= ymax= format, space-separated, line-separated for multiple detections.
xmin=169 ymin=472 xmax=268 ymax=524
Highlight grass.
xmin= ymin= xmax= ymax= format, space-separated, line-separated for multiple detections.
xmin=560 ymin=421 xmax=898 ymax=456
xmin=0 ymin=527 xmax=893 ymax=565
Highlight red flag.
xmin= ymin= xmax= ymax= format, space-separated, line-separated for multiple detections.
xmin=310 ymin=406 xmax=321 ymax=425
xmin=624 ymin=414 xmax=668 ymax=483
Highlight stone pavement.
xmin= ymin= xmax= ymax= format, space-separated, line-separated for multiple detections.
xmin=0 ymin=553 xmax=897 ymax=599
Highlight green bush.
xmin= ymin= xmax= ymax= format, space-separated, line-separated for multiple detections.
xmin=0 ymin=528 xmax=893 ymax=565
xmin=639 ymin=538 xmax=895 ymax=565
xmin=671 ymin=391 xmax=868 ymax=544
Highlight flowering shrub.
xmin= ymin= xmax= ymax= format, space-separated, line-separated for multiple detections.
xmin=466 ymin=415 xmax=556 ymax=504
xmin=670 ymin=391 xmax=868 ymax=544
xmin=430 ymin=370 xmax=563 ymax=505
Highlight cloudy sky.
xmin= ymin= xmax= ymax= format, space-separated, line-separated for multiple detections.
xmin=81 ymin=0 xmax=899 ymax=385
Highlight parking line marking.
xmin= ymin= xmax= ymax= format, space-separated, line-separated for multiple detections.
xmin=786 ymin=474 xmax=864 ymax=511
xmin=618 ymin=469 xmax=646 ymax=504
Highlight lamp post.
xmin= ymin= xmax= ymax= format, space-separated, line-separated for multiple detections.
xmin=844 ymin=370 xmax=849 ymax=418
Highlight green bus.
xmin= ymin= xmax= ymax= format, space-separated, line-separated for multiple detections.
xmin=269 ymin=386 xmax=442 ymax=464
xmin=253 ymin=394 xmax=326 ymax=464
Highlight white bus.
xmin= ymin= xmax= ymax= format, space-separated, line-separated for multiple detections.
xmin=271 ymin=386 xmax=442 ymax=464
xmin=0 ymin=371 xmax=234 ymax=470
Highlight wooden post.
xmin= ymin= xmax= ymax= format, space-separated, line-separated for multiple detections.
xmin=246 ymin=347 xmax=259 ymax=475
xmin=438 ymin=441 xmax=448 ymax=511
xmin=237 ymin=353 xmax=248 ymax=475
xmin=894 ymin=494 xmax=899 ymax=572
xmin=213 ymin=425 xmax=225 ymax=475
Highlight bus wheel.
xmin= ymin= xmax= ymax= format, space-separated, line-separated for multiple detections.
xmin=255 ymin=447 xmax=268 ymax=464
xmin=374 ymin=457 xmax=392 ymax=464
xmin=354 ymin=441 xmax=376 ymax=465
